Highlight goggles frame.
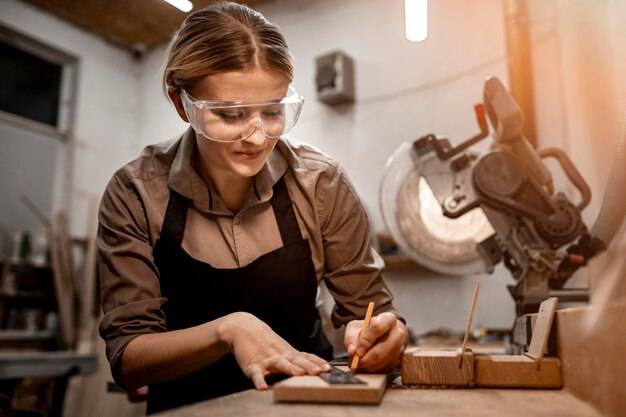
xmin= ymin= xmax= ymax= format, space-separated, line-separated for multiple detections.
xmin=180 ymin=87 xmax=304 ymax=142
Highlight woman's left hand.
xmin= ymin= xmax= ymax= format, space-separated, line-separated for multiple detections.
xmin=344 ymin=312 xmax=408 ymax=373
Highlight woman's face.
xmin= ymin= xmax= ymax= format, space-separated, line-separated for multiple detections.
xmin=185 ymin=69 xmax=291 ymax=182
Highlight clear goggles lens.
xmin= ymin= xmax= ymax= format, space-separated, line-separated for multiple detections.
xmin=181 ymin=87 xmax=304 ymax=142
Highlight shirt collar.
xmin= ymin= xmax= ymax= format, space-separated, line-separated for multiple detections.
xmin=168 ymin=128 xmax=289 ymax=213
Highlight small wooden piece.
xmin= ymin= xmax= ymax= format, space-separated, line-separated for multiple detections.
xmin=402 ymin=347 xmax=475 ymax=386
xmin=475 ymin=354 xmax=562 ymax=388
xmin=525 ymin=297 xmax=558 ymax=364
xmin=273 ymin=367 xmax=387 ymax=404
xmin=459 ymin=281 xmax=480 ymax=367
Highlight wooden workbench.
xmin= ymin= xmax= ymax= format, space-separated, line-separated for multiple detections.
xmin=153 ymin=386 xmax=602 ymax=417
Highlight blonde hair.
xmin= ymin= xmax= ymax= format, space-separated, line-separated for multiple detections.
xmin=163 ymin=1 xmax=293 ymax=95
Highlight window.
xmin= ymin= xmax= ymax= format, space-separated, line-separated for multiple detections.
xmin=0 ymin=25 xmax=77 ymax=139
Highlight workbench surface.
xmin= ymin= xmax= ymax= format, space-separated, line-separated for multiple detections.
xmin=0 ymin=351 xmax=97 ymax=379
xmin=153 ymin=386 xmax=602 ymax=417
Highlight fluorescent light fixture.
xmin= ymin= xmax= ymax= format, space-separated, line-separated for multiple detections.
xmin=163 ymin=0 xmax=193 ymax=12
xmin=404 ymin=0 xmax=428 ymax=42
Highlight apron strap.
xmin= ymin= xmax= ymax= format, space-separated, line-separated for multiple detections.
xmin=271 ymin=177 xmax=304 ymax=246
xmin=159 ymin=189 xmax=188 ymax=243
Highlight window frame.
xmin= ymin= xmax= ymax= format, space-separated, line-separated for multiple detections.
xmin=0 ymin=25 xmax=78 ymax=141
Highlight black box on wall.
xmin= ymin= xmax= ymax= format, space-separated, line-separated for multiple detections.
xmin=315 ymin=51 xmax=355 ymax=105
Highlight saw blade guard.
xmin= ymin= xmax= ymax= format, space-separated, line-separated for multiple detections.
xmin=379 ymin=140 xmax=495 ymax=276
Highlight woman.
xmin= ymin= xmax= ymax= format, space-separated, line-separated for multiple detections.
xmin=98 ymin=1 xmax=407 ymax=413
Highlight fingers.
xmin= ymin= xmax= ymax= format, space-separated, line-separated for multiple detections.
xmin=344 ymin=313 xmax=398 ymax=356
xmin=248 ymin=365 xmax=268 ymax=390
xmin=248 ymin=351 xmax=331 ymax=390
xmin=266 ymin=352 xmax=330 ymax=375
xmin=344 ymin=313 xmax=408 ymax=372
xmin=344 ymin=320 xmax=362 ymax=356
xmin=266 ymin=356 xmax=306 ymax=376
xmin=358 ymin=328 xmax=406 ymax=372
xmin=230 ymin=313 xmax=332 ymax=388
xmin=295 ymin=352 xmax=332 ymax=373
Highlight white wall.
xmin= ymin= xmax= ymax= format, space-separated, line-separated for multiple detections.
xmin=528 ymin=0 xmax=623 ymax=222
xmin=0 ymin=0 xmax=140 ymax=239
xmin=0 ymin=122 xmax=62 ymax=252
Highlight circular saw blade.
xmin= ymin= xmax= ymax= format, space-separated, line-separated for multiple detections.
xmin=380 ymin=140 xmax=494 ymax=276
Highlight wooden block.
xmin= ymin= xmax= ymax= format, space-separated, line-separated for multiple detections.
xmin=525 ymin=297 xmax=558 ymax=362
xmin=475 ymin=354 xmax=562 ymax=388
xmin=402 ymin=347 xmax=475 ymax=386
xmin=273 ymin=368 xmax=387 ymax=404
xmin=557 ymin=305 xmax=626 ymax=416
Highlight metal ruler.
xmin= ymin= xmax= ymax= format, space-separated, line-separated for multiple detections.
xmin=319 ymin=366 xmax=366 ymax=385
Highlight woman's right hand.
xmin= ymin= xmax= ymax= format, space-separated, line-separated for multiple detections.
xmin=220 ymin=312 xmax=331 ymax=389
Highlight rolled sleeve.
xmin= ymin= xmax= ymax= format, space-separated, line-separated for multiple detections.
xmin=97 ymin=172 xmax=167 ymax=383
xmin=318 ymin=165 xmax=405 ymax=327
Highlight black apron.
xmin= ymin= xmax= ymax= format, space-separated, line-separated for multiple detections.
xmin=147 ymin=177 xmax=333 ymax=414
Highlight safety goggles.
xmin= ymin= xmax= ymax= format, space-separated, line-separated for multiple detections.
xmin=180 ymin=87 xmax=304 ymax=142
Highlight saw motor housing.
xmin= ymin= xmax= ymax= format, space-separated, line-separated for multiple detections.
xmin=412 ymin=77 xmax=591 ymax=316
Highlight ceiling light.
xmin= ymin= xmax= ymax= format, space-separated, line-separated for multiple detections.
xmin=163 ymin=0 xmax=193 ymax=12
xmin=404 ymin=0 xmax=428 ymax=42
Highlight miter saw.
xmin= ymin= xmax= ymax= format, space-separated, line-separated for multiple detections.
xmin=380 ymin=76 xmax=609 ymax=323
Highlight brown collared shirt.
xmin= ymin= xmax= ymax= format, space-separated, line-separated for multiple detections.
xmin=98 ymin=128 xmax=401 ymax=380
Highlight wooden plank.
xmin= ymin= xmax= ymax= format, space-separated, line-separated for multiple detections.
xmin=402 ymin=347 xmax=474 ymax=386
xmin=557 ymin=304 xmax=626 ymax=417
xmin=273 ymin=367 xmax=387 ymax=404
xmin=62 ymin=196 xmax=103 ymax=417
xmin=525 ymin=297 xmax=558 ymax=362
xmin=48 ymin=220 xmax=75 ymax=349
xmin=76 ymin=195 xmax=100 ymax=354
xmin=475 ymin=354 xmax=562 ymax=388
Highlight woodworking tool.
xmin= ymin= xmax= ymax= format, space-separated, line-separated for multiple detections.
xmin=319 ymin=366 xmax=366 ymax=385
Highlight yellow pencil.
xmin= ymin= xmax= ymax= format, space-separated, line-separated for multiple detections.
xmin=350 ymin=301 xmax=375 ymax=372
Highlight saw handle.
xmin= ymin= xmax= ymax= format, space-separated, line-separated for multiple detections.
xmin=537 ymin=147 xmax=592 ymax=211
